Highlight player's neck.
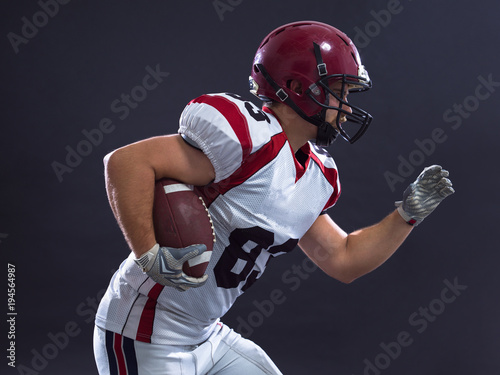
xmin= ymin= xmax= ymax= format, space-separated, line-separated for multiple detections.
xmin=283 ymin=126 xmax=311 ymax=153
xmin=268 ymin=104 xmax=316 ymax=153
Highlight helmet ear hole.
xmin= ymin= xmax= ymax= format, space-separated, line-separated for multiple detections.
xmin=287 ymin=80 xmax=303 ymax=95
xmin=253 ymin=65 xmax=260 ymax=74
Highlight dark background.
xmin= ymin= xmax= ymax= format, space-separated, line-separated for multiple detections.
xmin=1 ymin=1 xmax=499 ymax=374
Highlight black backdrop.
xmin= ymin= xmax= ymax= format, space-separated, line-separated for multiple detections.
xmin=1 ymin=1 xmax=499 ymax=374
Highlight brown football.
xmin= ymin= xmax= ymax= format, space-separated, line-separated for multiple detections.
xmin=152 ymin=178 xmax=215 ymax=278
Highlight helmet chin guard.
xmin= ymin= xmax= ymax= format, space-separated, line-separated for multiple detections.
xmin=315 ymin=120 xmax=339 ymax=146
xmin=250 ymin=21 xmax=373 ymax=147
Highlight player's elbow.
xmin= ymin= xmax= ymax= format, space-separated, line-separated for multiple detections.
xmin=331 ymin=271 xmax=359 ymax=285
xmin=103 ymin=149 xmax=120 ymax=174
xmin=335 ymin=266 xmax=374 ymax=284
xmin=326 ymin=262 xmax=363 ymax=284
xmin=103 ymin=150 xmax=114 ymax=168
xmin=336 ymin=275 xmax=354 ymax=284
xmin=312 ymin=250 xmax=360 ymax=284
xmin=103 ymin=147 xmax=131 ymax=179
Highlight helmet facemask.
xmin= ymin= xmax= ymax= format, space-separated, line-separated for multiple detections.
xmin=305 ymin=41 xmax=372 ymax=146
xmin=307 ymin=71 xmax=373 ymax=146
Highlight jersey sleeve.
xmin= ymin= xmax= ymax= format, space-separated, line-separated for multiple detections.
xmin=323 ymin=172 xmax=341 ymax=211
xmin=309 ymin=143 xmax=341 ymax=212
xmin=178 ymin=94 xmax=253 ymax=183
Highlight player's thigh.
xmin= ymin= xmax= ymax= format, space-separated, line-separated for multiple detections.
xmin=94 ymin=325 xmax=143 ymax=375
xmin=94 ymin=325 xmax=189 ymax=375
xmin=94 ymin=325 xmax=112 ymax=374
xmin=207 ymin=330 xmax=282 ymax=375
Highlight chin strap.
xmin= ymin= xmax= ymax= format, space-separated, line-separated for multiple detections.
xmin=255 ymin=63 xmax=337 ymax=146
xmin=316 ymin=119 xmax=339 ymax=146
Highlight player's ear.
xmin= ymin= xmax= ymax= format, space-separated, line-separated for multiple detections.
xmin=287 ymin=79 xmax=303 ymax=95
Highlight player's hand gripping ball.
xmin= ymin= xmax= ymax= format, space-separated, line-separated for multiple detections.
xmin=134 ymin=178 xmax=216 ymax=291
xmin=396 ymin=165 xmax=455 ymax=226
xmin=134 ymin=244 xmax=209 ymax=291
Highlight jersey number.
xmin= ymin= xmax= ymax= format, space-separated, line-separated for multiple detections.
xmin=225 ymin=93 xmax=271 ymax=124
xmin=214 ymin=227 xmax=297 ymax=291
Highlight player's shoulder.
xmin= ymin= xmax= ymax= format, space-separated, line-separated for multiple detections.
xmin=181 ymin=92 xmax=282 ymax=150
xmin=178 ymin=93 xmax=282 ymax=182
xmin=186 ymin=92 xmax=278 ymax=128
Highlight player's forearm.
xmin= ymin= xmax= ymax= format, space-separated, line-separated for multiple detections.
xmin=104 ymin=148 xmax=157 ymax=258
xmin=342 ymin=210 xmax=412 ymax=282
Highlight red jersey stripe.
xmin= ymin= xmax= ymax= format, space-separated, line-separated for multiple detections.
xmin=195 ymin=132 xmax=288 ymax=205
xmin=191 ymin=95 xmax=253 ymax=160
xmin=135 ymin=283 xmax=164 ymax=343
xmin=310 ymin=152 xmax=341 ymax=209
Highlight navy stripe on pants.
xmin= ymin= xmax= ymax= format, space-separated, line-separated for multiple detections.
xmin=105 ymin=330 xmax=139 ymax=375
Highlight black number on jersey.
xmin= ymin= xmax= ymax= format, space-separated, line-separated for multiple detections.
xmin=214 ymin=227 xmax=297 ymax=291
xmin=225 ymin=93 xmax=271 ymax=124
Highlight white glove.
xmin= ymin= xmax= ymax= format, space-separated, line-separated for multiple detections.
xmin=134 ymin=243 xmax=208 ymax=291
xmin=396 ymin=165 xmax=455 ymax=226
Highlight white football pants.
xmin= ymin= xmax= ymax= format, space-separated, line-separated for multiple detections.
xmin=93 ymin=323 xmax=282 ymax=375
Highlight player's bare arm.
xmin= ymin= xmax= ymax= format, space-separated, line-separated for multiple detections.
xmin=299 ymin=165 xmax=454 ymax=284
xmin=299 ymin=210 xmax=412 ymax=284
xmin=104 ymin=135 xmax=215 ymax=258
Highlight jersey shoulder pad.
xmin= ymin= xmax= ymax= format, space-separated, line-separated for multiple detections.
xmin=178 ymin=93 xmax=281 ymax=182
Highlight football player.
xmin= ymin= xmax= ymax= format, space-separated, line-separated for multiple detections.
xmin=94 ymin=21 xmax=454 ymax=374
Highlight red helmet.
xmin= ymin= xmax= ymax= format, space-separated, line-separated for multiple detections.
xmin=250 ymin=21 xmax=372 ymax=145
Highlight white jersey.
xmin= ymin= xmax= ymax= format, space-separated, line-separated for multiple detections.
xmin=95 ymin=93 xmax=341 ymax=345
